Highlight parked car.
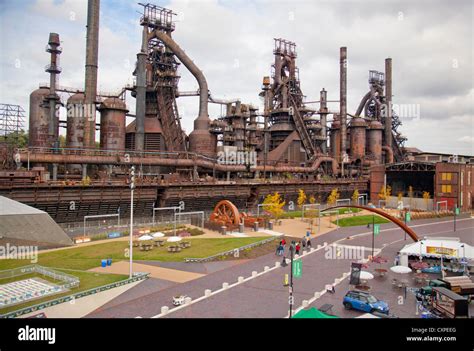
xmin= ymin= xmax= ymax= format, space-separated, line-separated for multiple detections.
xmin=343 ymin=290 xmax=389 ymax=314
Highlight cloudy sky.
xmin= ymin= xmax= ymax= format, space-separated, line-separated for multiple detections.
xmin=0 ymin=0 xmax=472 ymax=155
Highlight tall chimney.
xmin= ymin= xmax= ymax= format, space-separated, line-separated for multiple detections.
xmin=45 ymin=33 xmax=62 ymax=148
xmin=134 ymin=26 xmax=148 ymax=151
xmin=339 ymin=47 xmax=347 ymax=164
xmin=319 ymin=88 xmax=328 ymax=154
xmin=84 ymin=0 xmax=100 ymax=148
xmin=384 ymin=58 xmax=393 ymax=149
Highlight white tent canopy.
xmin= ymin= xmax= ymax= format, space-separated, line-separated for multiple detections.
xmin=360 ymin=271 xmax=374 ymax=280
xmin=138 ymin=235 xmax=153 ymax=241
xmin=399 ymin=237 xmax=474 ymax=260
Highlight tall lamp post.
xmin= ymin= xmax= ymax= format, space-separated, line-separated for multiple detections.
xmin=288 ymin=242 xmax=295 ymax=318
xmin=129 ymin=166 xmax=135 ymax=279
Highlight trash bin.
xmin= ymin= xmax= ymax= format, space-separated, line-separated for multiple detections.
xmin=101 ymin=259 xmax=107 ymax=268
xmin=268 ymin=221 xmax=274 ymax=230
xmin=221 ymin=226 xmax=227 ymax=235
xmin=239 ymin=223 xmax=244 ymax=233
xmin=253 ymin=222 xmax=259 ymax=232
xmin=107 ymin=258 xmax=112 ymax=266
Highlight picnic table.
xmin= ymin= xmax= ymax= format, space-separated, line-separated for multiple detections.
xmin=179 ymin=241 xmax=191 ymax=249
xmin=374 ymin=268 xmax=387 ymax=277
xmin=139 ymin=243 xmax=153 ymax=251
xmin=167 ymin=245 xmax=182 ymax=253
xmin=153 ymin=240 xmax=165 ymax=247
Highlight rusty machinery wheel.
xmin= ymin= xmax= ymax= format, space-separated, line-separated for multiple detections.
xmin=210 ymin=200 xmax=241 ymax=227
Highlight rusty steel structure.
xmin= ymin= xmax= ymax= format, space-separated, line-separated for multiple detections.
xmin=0 ymin=2 xmax=412 ymax=222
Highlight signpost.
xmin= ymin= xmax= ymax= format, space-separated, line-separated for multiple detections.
xmin=404 ymin=210 xmax=411 ymax=241
xmin=293 ymin=259 xmax=302 ymax=279
xmin=371 ymin=213 xmax=381 ymax=258
xmin=454 ymin=206 xmax=459 ymax=232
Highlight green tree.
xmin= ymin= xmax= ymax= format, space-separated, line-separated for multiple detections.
xmin=0 ymin=130 xmax=28 ymax=148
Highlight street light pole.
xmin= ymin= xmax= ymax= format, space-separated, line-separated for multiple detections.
xmin=371 ymin=214 xmax=375 ymax=258
xmin=289 ymin=242 xmax=295 ymax=318
xmin=129 ymin=166 xmax=135 ymax=279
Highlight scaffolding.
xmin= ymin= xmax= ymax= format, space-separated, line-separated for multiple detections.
xmin=0 ymin=104 xmax=26 ymax=139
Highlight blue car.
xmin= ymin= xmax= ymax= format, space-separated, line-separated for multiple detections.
xmin=343 ymin=290 xmax=389 ymax=314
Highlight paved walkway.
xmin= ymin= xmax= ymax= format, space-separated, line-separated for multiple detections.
xmin=88 ymin=261 xmax=206 ymax=283
xmin=19 ymin=280 xmax=142 ymax=318
xmin=85 ymin=215 xmax=473 ymax=318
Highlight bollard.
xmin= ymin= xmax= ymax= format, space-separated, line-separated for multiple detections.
xmin=302 ymin=300 xmax=309 ymax=308
xmin=161 ymin=306 xmax=169 ymax=315
xmin=184 ymin=297 xmax=192 ymax=304
xmin=264 ymin=266 xmax=269 ymax=271
xmin=238 ymin=276 xmax=244 ymax=283
xmin=314 ymin=292 xmax=320 ymax=299
xmin=323 ymin=242 xmax=328 ymax=247
xmin=275 ymin=262 xmax=281 ymax=268
xmin=311 ymin=247 xmax=315 ymax=252
xmin=252 ymin=271 xmax=258 ymax=277
xmin=204 ymin=289 xmax=212 ymax=297
xmin=222 ymin=282 xmax=229 ymax=289
xmin=317 ymin=244 xmax=321 ymax=249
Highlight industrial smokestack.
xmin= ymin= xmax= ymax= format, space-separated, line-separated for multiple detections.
xmin=384 ymin=58 xmax=393 ymax=149
xmin=84 ymin=0 xmax=100 ymax=148
xmin=45 ymin=33 xmax=62 ymax=148
xmin=339 ymin=47 xmax=347 ymax=165
xmin=134 ymin=26 xmax=148 ymax=151
xmin=319 ymin=88 xmax=328 ymax=154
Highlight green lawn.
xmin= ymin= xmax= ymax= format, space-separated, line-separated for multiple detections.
xmin=0 ymin=237 xmax=268 ymax=271
xmin=333 ymin=215 xmax=390 ymax=227
xmin=0 ymin=270 xmax=127 ymax=315
xmin=0 ymin=236 xmax=268 ymax=315
xmin=280 ymin=207 xmax=361 ymax=219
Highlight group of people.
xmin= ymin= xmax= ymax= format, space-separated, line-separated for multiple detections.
xmin=275 ymin=236 xmax=312 ymax=256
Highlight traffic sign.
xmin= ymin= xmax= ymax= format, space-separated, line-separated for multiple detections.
xmin=405 ymin=212 xmax=411 ymax=222
xmin=293 ymin=259 xmax=302 ymax=278
xmin=374 ymin=224 xmax=380 ymax=236
xmin=455 ymin=207 xmax=460 ymax=215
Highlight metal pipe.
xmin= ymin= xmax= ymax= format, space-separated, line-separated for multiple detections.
xmin=339 ymin=47 xmax=347 ymax=164
xmin=84 ymin=0 xmax=100 ymax=148
xmin=19 ymin=151 xmax=337 ymax=175
xmin=382 ymin=145 xmax=394 ymax=163
xmin=152 ymin=30 xmax=209 ymax=121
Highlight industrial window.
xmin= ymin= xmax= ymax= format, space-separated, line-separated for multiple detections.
xmin=441 ymin=184 xmax=452 ymax=193
xmin=460 ymin=191 xmax=463 ymax=206
xmin=441 ymin=172 xmax=452 ymax=181
xmin=469 ymin=171 xmax=471 ymax=185
xmin=461 ymin=172 xmax=463 ymax=186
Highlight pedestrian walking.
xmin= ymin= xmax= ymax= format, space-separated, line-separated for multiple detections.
xmin=307 ymin=238 xmax=312 ymax=248
xmin=302 ymin=238 xmax=306 ymax=249
xmin=295 ymin=242 xmax=301 ymax=255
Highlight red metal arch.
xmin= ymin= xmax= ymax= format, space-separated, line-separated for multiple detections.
xmin=321 ymin=205 xmax=419 ymax=242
